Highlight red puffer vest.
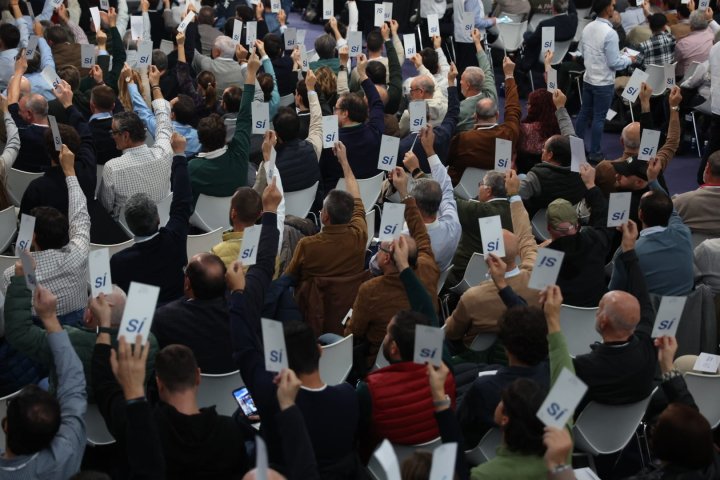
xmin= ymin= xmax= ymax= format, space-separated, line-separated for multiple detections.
xmin=366 ymin=362 xmax=456 ymax=446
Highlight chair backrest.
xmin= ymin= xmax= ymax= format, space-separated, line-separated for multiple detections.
xmin=187 ymin=227 xmax=224 ymax=259
xmin=197 ymin=371 xmax=245 ymax=417
xmin=529 ymin=13 xmax=552 ymax=31
xmin=0 ymin=255 xmax=19 ymax=275
xmin=279 ymin=93 xmax=295 ymax=107
xmin=85 ymin=403 xmax=116 ymax=446
xmin=454 ymin=167 xmax=488 ymax=200
xmin=7 ymin=168 xmax=43 ymax=207
xmin=469 ymin=333 xmax=498 ymax=353
xmin=319 ymin=334 xmax=353 ymax=386
xmin=576 ymin=7 xmax=591 ymax=19
xmin=91 ymin=238 xmax=136 ymax=257
xmin=366 ymin=209 xmax=376 ymax=249
xmin=284 ymin=181 xmax=319 ymax=219
xmin=559 ymin=305 xmax=601 ymax=357
xmin=574 ymin=17 xmax=592 ymax=43
xmin=450 ymin=252 xmax=487 ymax=295
xmin=191 ymin=194 xmax=233 ymax=232
xmin=465 ymin=427 xmax=502 ymax=466
xmin=684 ymin=373 xmax=720 ymax=429
xmin=691 ymin=232 xmax=713 ymax=249
xmin=539 ymin=39 xmax=573 ymax=64
xmin=336 ymin=171 xmax=385 ymax=213
xmin=532 ymin=208 xmax=550 ymax=241
xmin=95 ymin=164 xmax=104 ymax=199
xmin=0 ymin=389 xmax=22 ymax=451
xmin=497 ymin=21 xmax=528 ymax=52
xmin=573 ymin=392 xmax=655 ymax=456
xmin=645 ymin=64 xmax=672 ymax=96
xmin=437 ymin=263 xmax=453 ymax=295
xmin=683 ymin=61 xmax=703 ymax=82
xmin=374 ymin=345 xmax=390 ymax=370
xmin=156 ymin=192 xmax=173 ymax=227
xmin=0 ymin=206 xmax=17 ymax=254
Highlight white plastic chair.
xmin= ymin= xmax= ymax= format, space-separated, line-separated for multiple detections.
xmin=690 ymin=98 xmax=712 ymax=157
xmin=368 ymin=437 xmax=443 ymax=480
xmin=85 ymin=403 xmax=116 ymax=446
xmin=7 ymin=168 xmax=43 ymax=206
xmin=366 ymin=209 xmax=376 ymax=249
xmin=0 ymin=206 xmax=17 ymax=254
xmin=197 ymin=371 xmax=245 ymax=417
xmin=465 ymin=427 xmax=502 ymax=465
xmin=645 ymin=63 xmax=676 ymax=97
xmin=336 ymin=171 xmax=385 ymax=214
xmin=449 ymin=252 xmax=487 ymax=295
xmin=284 ymin=181 xmax=318 ymax=219
xmin=469 ymin=333 xmax=498 ymax=352
xmin=437 ymin=263 xmax=453 ymax=295
xmin=684 ymin=373 xmax=720 ymax=428
xmin=454 ymin=167 xmax=489 ymax=200
xmin=0 ymin=389 xmax=21 ymax=451
xmin=559 ymin=305 xmax=601 ymax=357
xmin=187 ymin=227 xmax=223 ymax=258
xmin=531 ymin=39 xmax=573 ymax=90
xmin=494 ymin=21 xmax=528 ymax=53
xmin=91 ymin=238 xmax=135 ymax=257
xmin=691 ymin=232 xmax=713 ymax=250
xmin=374 ymin=345 xmax=390 ymax=370
xmin=156 ymin=192 xmax=173 ymax=227
xmin=190 ymin=194 xmax=233 ymax=232
xmin=278 ymin=93 xmax=295 ymax=107
xmin=319 ymin=334 xmax=353 ymax=386
xmin=532 ymin=208 xmax=550 ymax=241
xmin=529 ymin=13 xmax=552 ymax=31
xmin=0 ymin=254 xmax=18 ymax=274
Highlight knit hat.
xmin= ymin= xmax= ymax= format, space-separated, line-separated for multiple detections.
xmin=613 ymin=157 xmax=649 ymax=181
xmin=547 ymin=198 xmax=578 ymax=230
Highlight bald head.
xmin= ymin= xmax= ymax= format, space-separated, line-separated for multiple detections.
xmin=597 ymin=290 xmax=641 ymax=338
xmin=84 ymin=285 xmax=128 ymax=328
xmin=621 ymin=122 xmax=641 ymax=151
xmin=242 ymin=469 xmax=286 ymax=480
xmin=411 ymin=75 xmax=435 ymax=99
xmin=475 ymin=97 xmax=498 ymax=122
xmin=185 ymin=252 xmax=227 ymax=300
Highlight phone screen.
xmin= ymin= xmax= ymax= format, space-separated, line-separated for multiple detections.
xmin=233 ymin=387 xmax=258 ymax=416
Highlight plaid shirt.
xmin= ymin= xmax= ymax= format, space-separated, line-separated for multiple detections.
xmin=2 ymin=176 xmax=91 ymax=315
xmin=99 ymin=98 xmax=174 ymax=220
xmin=636 ymin=32 xmax=676 ymax=68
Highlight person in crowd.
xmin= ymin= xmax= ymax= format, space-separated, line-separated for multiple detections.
xmin=675 ymin=8 xmax=717 ymax=77
xmin=673 ymin=150 xmax=720 ymax=236
xmin=518 ymin=0 xmax=578 ymax=75
xmin=87 ymin=83 xmax=122 ymax=166
xmin=517 ymin=89 xmax=561 ymax=173
xmin=197 ymin=6 xmax=223 ymax=55
xmin=633 ymin=13 xmax=676 ymax=69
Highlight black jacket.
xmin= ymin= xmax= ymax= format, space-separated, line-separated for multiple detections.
xmin=523 ymin=162 xmax=587 ymax=218
xmin=89 ymin=115 xmax=122 ymax=165
xmin=275 ymin=138 xmax=321 ymax=200
xmin=520 ymin=6 xmax=578 ymax=71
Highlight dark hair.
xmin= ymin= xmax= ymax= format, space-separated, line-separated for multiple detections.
xmin=591 ymin=0 xmax=613 ymax=16
xmin=337 ymin=93 xmax=367 ymax=123
xmin=420 ymin=47 xmax=439 ymax=74
xmin=677 ymin=4 xmax=691 ymax=18
xmin=152 ymin=49 xmax=169 ymax=71
xmin=273 ymin=107 xmax=300 ymax=142
xmin=546 ymin=135 xmax=571 ymax=167
xmin=44 ymin=125 xmax=81 ymax=163
xmin=198 ymin=114 xmax=227 ymax=152
xmin=651 ymin=403 xmax=714 ymax=469
xmin=323 ymin=189 xmax=355 ymax=224
xmin=113 ymin=111 xmax=146 ymax=142
xmin=366 ymin=30 xmax=384 ymax=53
xmin=523 ymin=89 xmax=559 ymax=141
xmin=26 ymin=50 xmax=41 ymax=74
xmin=400 ymin=451 xmax=432 ymax=479
xmin=198 ymin=5 xmax=215 ymax=24
xmin=323 ymin=20 xmax=347 ymax=39
xmin=0 ymin=23 xmax=20 ymax=49
xmin=45 ymin=24 xmax=69 ymax=44
xmin=155 ymin=345 xmax=199 ymax=392
xmin=197 ymin=71 xmax=218 ymax=111
xmin=185 ymin=253 xmax=227 ymax=300
xmin=236 ymin=6 xmax=254 ymax=21
xmin=124 ymin=193 xmax=159 ymax=236
xmin=263 ymin=33 xmax=283 ymax=59
xmin=58 ymin=65 xmax=80 ymax=91
xmin=284 ymin=321 xmax=320 ymax=375
xmin=29 ymin=207 xmax=69 ymax=250
xmin=648 ymin=13 xmax=668 ymax=32
xmin=172 ymin=94 xmax=195 ymax=125
xmin=501 ymin=378 xmax=547 ymax=456
xmin=498 ymin=307 xmax=549 ymax=365
xmin=222 ymin=85 xmax=242 ymax=113
xmin=231 ymin=187 xmax=262 ymax=224
xmin=6 ymin=385 xmax=60 ymax=455
xmin=257 ymin=73 xmax=274 ymax=102
xmin=639 ymin=190 xmax=673 ymax=227
xmin=91 ymin=85 xmax=116 ymax=111
xmin=366 ymin=62 xmax=387 ymax=85
xmin=295 ymin=79 xmax=309 ymax=108
xmin=389 ymin=310 xmax=431 ymax=361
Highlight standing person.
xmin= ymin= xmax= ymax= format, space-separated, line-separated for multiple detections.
xmin=575 ymin=0 xmax=634 ymax=163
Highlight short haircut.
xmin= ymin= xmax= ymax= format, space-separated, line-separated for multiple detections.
xmin=198 ymin=5 xmax=215 ymax=24
xmin=411 ymin=178 xmax=442 ymax=217
xmin=401 ymin=452 xmax=432 ymax=479
xmin=197 ymin=114 xmax=227 ymax=151
xmin=172 ymin=94 xmax=195 ymax=125
xmin=498 ymin=307 xmax=549 ymax=365
xmin=677 ymin=4 xmax=691 ymax=18
xmin=314 ymin=34 xmax=337 ymax=59
xmin=390 ymin=310 xmax=431 ymax=362
xmin=337 ymin=92 xmax=368 ymax=123
xmin=236 ymin=6 xmax=254 ymax=20
xmin=155 ymin=345 xmax=199 ymax=393
xmin=185 ymin=253 xmax=227 ymax=300
xmin=366 ymin=30 xmax=384 ymax=53
xmin=323 ymin=189 xmax=355 ymax=224
xmin=463 ymin=67 xmax=485 ymax=91
xmin=639 ymin=190 xmax=673 ymax=227
xmin=483 ymin=171 xmax=507 ymax=197
xmin=6 ymin=385 xmax=60 ymax=455
xmin=651 ymin=403 xmax=714 ymax=469
xmin=475 ymin=98 xmax=498 ymax=120
xmin=689 ymin=10 xmax=709 ymax=31
xmin=284 ymin=321 xmax=320 ymax=375
xmin=591 ymin=0 xmax=613 ymax=16
xmin=274 ymin=107 xmax=300 ymax=142
xmin=58 ymin=65 xmax=80 ymax=91
xmin=501 ymin=378 xmax=547 ymax=456
xmin=25 ymin=94 xmax=49 ymax=118
xmin=546 ymin=135 xmax=571 ymax=167
xmin=231 ymin=187 xmax=262 ymax=224
xmin=263 ymin=32 xmax=283 ymax=59
xmin=0 ymin=23 xmax=20 ymax=49
xmin=415 ymin=76 xmax=435 ymax=96
xmin=295 ymin=79 xmax=309 ymax=108
xmin=45 ymin=24 xmax=69 ymax=44
xmin=152 ymin=49 xmax=169 ymax=71
xmin=420 ymin=47 xmax=439 ymax=74
xmin=44 ymin=124 xmax=81 ymax=163
xmin=648 ymin=13 xmax=668 ymax=32
xmin=222 ymin=86 xmax=242 ymax=113
xmin=257 ymin=72 xmax=274 ymax=102
xmin=366 ymin=62 xmax=387 ymax=85
xmin=26 ymin=50 xmax=41 ymax=74
xmin=91 ymin=85 xmax=116 ymax=111
xmin=213 ymin=35 xmax=236 ymax=58
xmin=552 ymin=0 xmax=569 ymax=13
xmin=707 ymin=150 xmax=720 ymax=177
xmin=113 ymin=111 xmax=146 ymax=143
xmin=29 ymin=206 xmax=69 ymax=249
xmin=124 ymin=193 xmax=159 ymax=236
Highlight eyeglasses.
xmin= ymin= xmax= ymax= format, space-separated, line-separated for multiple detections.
xmin=410 ymin=87 xmax=423 ymax=93
xmin=377 ymin=244 xmax=392 ymax=255
xmin=110 ymin=129 xmax=125 ymax=136
xmin=333 ymin=106 xmax=345 ymax=112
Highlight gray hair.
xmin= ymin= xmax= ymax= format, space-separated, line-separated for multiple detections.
xmin=411 ymin=178 xmax=442 ymax=216
xmin=689 ymin=10 xmax=709 ymax=31
xmin=483 ymin=171 xmax=507 ymax=198
xmin=475 ymin=97 xmax=498 ymax=120
xmin=25 ymin=94 xmax=48 ymax=117
xmin=463 ymin=67 xmax=485 ymax=92
xmin=552 ymin=0 xmax=569 ymax=13
xmin=416 ymin=75 xmax=435 ymax=96
xmin=152 ymin=49 xmax=168 ymax=71
xmin=124 ymin=193 xmax=159 ymax=236
xmin=108 ymin=285 xmax=127 ymax=327
xmin=214 ymin=35 xmax=236 ymax=58
xmin=314 ymin=33 xmax=337 ymax=59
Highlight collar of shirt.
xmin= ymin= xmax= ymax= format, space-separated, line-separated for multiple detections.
xmin=505 ymin=266 xmax=521 ymax=278
xmin=597 ymin=17 xmax=613 ymax=28
xmin=135 ymin=231 xmax=161 ymax=243
xmin=640 ymin=225 xmax=667 ymax=237
xmin=474 ymin=123 xmax=498 ymax=130
xmin=89 ymin=112 xmax=112 ymax=122
xmin=196 ymin=145 xmax=228 ymax=159
xmin=700 ymin=183 xmax=720 ymax=188
xmin=301 ymin=384 xmax=328 ymax=392
xmin=426 ymin=219 xmax=440 ymax=231
xmin=487 ymin=197 xmax=507 ymax=203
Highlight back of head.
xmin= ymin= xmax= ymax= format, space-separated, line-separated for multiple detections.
xmin=366 ymin=61 xmax=387 ymax=85
xmin=546 ymin=135 xmax=571 ymax=167
xmin=315 ymin=66 xmax=337 ymax=97
xmin=295 ymin=79 xmax=309 ymax=107
xmin=108 ymin=285 xmax=127 ymax=327
xmin=113 ymin=111 xmax=146 ymax=143
xmin=0 ymin=23 xmax=20 ymax=49
xmin=639 ymin=190 xmax=673 ymax=227
xmin=198 ymin=114 xmax=226 ymax=152
xmin=400 ymin=451 xmax=432 ymax=479
xmin=411 ymin=178 xmax=442 ymax=218
xmin=648 ymin=13 xmax=668 ymax=32
xmin=677 ymin=4 xmax=691 ymax=18
xmin=651 ymin=403 xmax=714 ymax=469
xmin=707 ymin=150 xmax=720 ymax=179
xmin=236 ymin=5 xmax=254 ymax=20
xmin=263 ymin=33 xmax=283 ymax=59
xmin=547 ymin=198 xmax=578 ymax=234
xmin=124 ymin=193 xmax=159 ymax=236
xmin=323 ymin=189 xmax=355 ymax=224
xmin=621 ymin=122 xmax=641 ymax=150
xmin=498 ymin=306 xmax=549 ymax=365
xmin=223 ymin=85 xmax=242 ymax=113
xmin=420 ymin=47 xmax=439 ymax=74
xmin=26 ymin=50 xmax=41 ymax=74
xmin=213 ymin=35 xmax=236 ymax=58
xmin=501 ymin=378 xmax=547 ymax=455
xmin=274 ymin=107 xmax=300 ymax=142
xmin=185 ymin=253 xmax=227 ymax=299
xmin=284 ymin=320 xmax=320 ymax=375
xmin=463 ymin=66 xmax=485 ymax=92
xmin=257 ymin=73 xmax=274 ymax=102
xmin=152 ymin=49 xmax=169 ymax=72
xmin=592 ymin=0 xmax=613 ymax=16
xmin=323 ymin=19 xmax=347 ymax=39
xmin=198 ymin=6 xmax=215 ymax=25
xmin=44 ymin=124 xmax=81 ymax=163
xmin=475 ymin=98 xmax=498 ymax=121
xmin=172 ymin=94 xmax=195 ymax=125
xmin=155 ymin=345 xmax=199 ymax=393
xmin=91 ymin=85 xmax=116 ymax=111
xmin=58 ymin=65 xmax=80 ymax=91
xmin=6 ymin=385 xmax=61 ymax=455
xmin=29 ymin=206 xmax=69 ymax=249
xmin=45 ymin=24 xmax=69 ymax=45
xmin=366 ymin=31 xmax=384 ymax=53
xmin=552 ymin=0 xmax=569 ymax=13
xmin=314 ymin=34 xmax=337 ymax=59
xmin=231 ymin=187 xmax=262 ymax=225
xmin=484 ymin=170 xmax=507 ymax=198
xmin=26 ymin=94 xmax=49 ymax=119
xmin=689 ymin=10 xmax=709 ymax=31
xmin=337 ymin=92 xmax=368 ymax=123
xmin=390 ymin=310 xmax=431 ymax=362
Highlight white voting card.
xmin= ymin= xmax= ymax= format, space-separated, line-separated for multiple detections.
xmin=427 ymin=14 xmax=440 ymax=37
xmin=537 ymin=367 xmax=588 ymax=429
xmin=246 ymin=21 xmax=258 ymax=47
xmin=130 ymin=15 xmax=143 ymax=39
xmin=90 ymin=7 xmax=101 ymax=32
xmin=41 ymin=65 xmax=62 ymax=90
xmin=456 ymin=11 xmax=474 ymax=43
xmin=348 ymin=30 xmax=362 ymax=57
xmin=694 ymin=353 xmax=720 ymax=374
xmin=569 ymin=135 xmax=587 ymax=173
xmin=299 ymin=44 xmax=308 ymax=71
xmin=89 ymin=248 xmax=113 ymax=297
xmin=379 ymin=203 xmax=406 ymax=241
xmin=19 ymin=250 xmax=37 ymax=292
xmin=606 ymin=108 xmax=618 ymax=121
xmin=409 ymin=100 xmax=426 ymax=133
xmin=374 ymin=3 xmax=385 ymax=27
xmin=322 ymin=115 xmax=339 ymax=148
xmin=494 ymin=138 xmax=511 ymax=172
xmin=81 ymin=44 xmax=96 ymax=68
xmin=16 ymin=214 xmax=35 ymax=255
xmin=413 ymin=324 xmax=444 ymax=367
xmin=118 ymin=282 xmax=160 ymax=344
xmin=50 ymin=0 xmax=62 ymax=8
xmin=126 ymin=50 xmax=138 ymax=68
xmin=651 ymin=296 xmax=687 ymax=338
xmin=429 ymin=443 xmax=457 ymax=480
xmin=270 ymin=0 xmax=281 ymax=12
xmin=546 ymin=67 xmax=558 ymax=93
xmin=251 ymin=101 xmax=269 ymax=134
xmin=100 ymin=0 xmax=110 ymax=10
xmin=378 ymin=135 xmax=400 ymax=171
xmin=177 ymin=11 xmax=195 ymax=33
xmin=621 ymin=69 xmax=648 ymax=103
xmin=528 ymin=248 xmax=565 ymax=291
xmin=255 ymin=436 xmax=269 ymax=480
xmin=664 ymin=63 xmax=675 ymax=88
xmin=541 ymin=26 xmax=555 ymax=53
xmin=284 ymin=27 xmax=297 ymax=50
xmin=262 ymin=317 xmax=288 ymax=372
xmin=232 ymin=19 xmax=243 ymax=44
xmin=239 ymin=224 xmax=261 ymax=266
xmin=637 ymin=129 xmax=661 ymax=160
xmin=403 ymin=34 xmax=417 ymax=58
xmin=699 ymin=0 xmax=710 ymax=9
xmin=137 ymin=40 xmax=153 ymax=67
xmin=266 ymin=148 xmax=276 ymax=183
xmin=607 ymin=191 xmax=632 ymax=227
xmin=479 ymin=215 xmax=505 ymax=258
xmin=574 ymin=468 xmax=602 ymax=480
xmin=48 ymin=115 xmax=62 ymax=152
xmin=323 ymin=0 xmax=333 ymax=19
xmin=159 ymin=39 xmax=174 ymax=54
xmin=373 ymin=440 xmax=401 ymax=480
xmin=25 ymin=35 xmax=38 ymax=59
xmin=341 ymin=308 xmax=353 ymax=326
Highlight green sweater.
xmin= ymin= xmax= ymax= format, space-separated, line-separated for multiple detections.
xmin=4 ymin=276 xmax=159 ymax=403
xmin=456 ymin=50 xmax=497 ymax=133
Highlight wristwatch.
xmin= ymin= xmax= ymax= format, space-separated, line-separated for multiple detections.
xmin=670 ymin=106 xmax=680 ymax=111
xmin=433 ymin=394 xmax=451 ymax=408
xmin=96 ymin=326 xmax=114 ymax=335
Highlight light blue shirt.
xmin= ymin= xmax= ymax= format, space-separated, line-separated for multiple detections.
xmin=260 ymin=55 xmax=280 ymax=118
xmin=26 ymin=38 xmax=56 ymax=100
